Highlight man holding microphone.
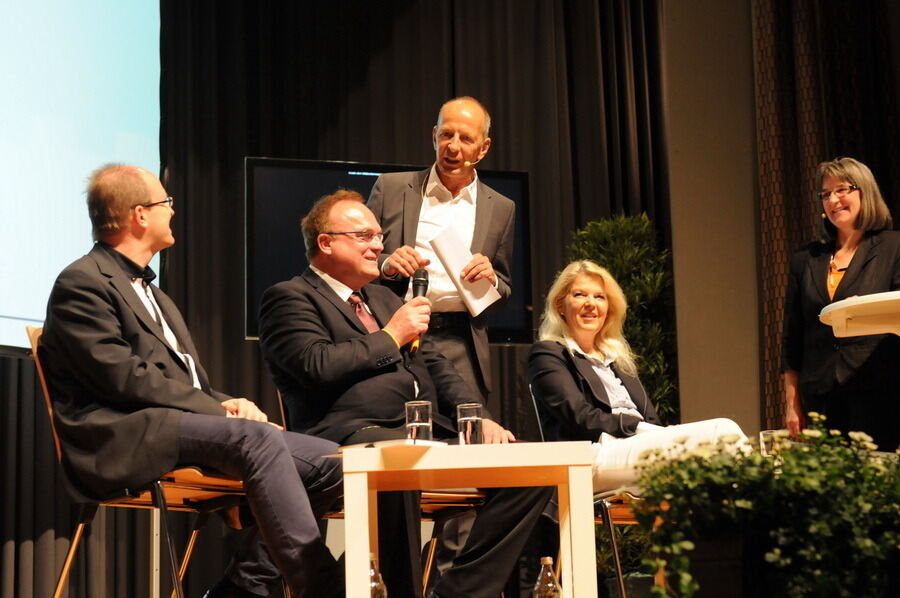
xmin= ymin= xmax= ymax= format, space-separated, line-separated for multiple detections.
xmin=258 ymin=190 xmax=548 ymax=598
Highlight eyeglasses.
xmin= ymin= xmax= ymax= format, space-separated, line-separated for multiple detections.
xmin=325 ymin=230 xmax=384 ymax=244
xmin=141 ymin=196 xmax=174 ymax=209
xmin=816 ymin=186 xmax=858 ymax=201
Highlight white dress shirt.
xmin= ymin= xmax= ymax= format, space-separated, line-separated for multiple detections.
xmin=130 ymin=278 xmax=202 ymax=390
xmin=311 ymin=265 xmax=356 ymax=303
xmin=403 ymin=165 xmax=479 ymax=312
xmin=564 ymin=337 xmax=643 ymax=420
xmin=309 ymin=265 xmax=376 ymax=316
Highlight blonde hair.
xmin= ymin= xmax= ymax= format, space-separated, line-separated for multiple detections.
xmin=538 ymin=260 xmax=637 ymax=376
xmin=816 ymin=157 xmax=892 ymax=241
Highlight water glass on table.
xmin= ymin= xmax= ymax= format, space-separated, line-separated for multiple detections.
xmin=405 ymin=400 xmax=433 ymax=442
xmin=456 ymin=402 xmax=483 ymax=445
xmin=758 ymin=429 xmax=789 ymax=456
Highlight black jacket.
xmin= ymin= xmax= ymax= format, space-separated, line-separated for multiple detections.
xmin=782 ymin=229 xmax=900 ymax=397
xmin=42 ymin=244 xmax=227 ymax=500
xmin=528 ymin=340 xmax=660 ymax=441
xmin=258 ymin=268 xmax=483 ymax=443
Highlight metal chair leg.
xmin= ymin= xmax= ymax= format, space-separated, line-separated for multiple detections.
xmin=53 ymin=503 xmax=99 ymax=598
xmin=598 ymin=499 xmax=627 ymax=598
xmin=151 ymin=482 xmax=185 ymax=598
xmin=168 ymin=511 xmax=210 ymax=598
xmin=422 ymin=517 xmax=446 ymax=595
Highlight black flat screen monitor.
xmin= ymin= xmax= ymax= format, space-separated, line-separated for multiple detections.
xmin=244 ymin=157 xmax=532 ymax=343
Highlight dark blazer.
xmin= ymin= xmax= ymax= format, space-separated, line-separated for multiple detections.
xmin=528 ymin=340 xmax=660 ymax=441
xmin=367 ymin=168 xmax=515 ymax=391
xmin=41 ymin=244 xmax=227 ymax=500
xmin=782 ymin=229 xmax=900 ymax=397
xmin=258 ymin=268 xmax=481 ymax=443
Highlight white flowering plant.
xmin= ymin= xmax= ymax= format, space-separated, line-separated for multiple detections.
xmin=632 ymin=414 xmax=899 ymax=597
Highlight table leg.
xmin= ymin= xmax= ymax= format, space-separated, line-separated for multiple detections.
xmin=368 ymin=486 xmax=379 ymax=559
xmin=343 ymin=472 xmax=371 ymax=597
xmin=567 ymin=464 xmax=598 ymax=597
xmin=559 ymin=465 xmax=597 ymax=598
xmin=557 ymin=482 xmax=575 ymax=598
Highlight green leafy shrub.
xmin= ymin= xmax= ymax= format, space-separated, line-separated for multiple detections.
xmin=568 ymin=213 xmax=679 ymax=422
xmin=632 ymin=415 xmax=900 ymax=597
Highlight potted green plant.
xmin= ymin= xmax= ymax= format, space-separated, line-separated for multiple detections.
xmin=596 ymin=524 xmax=655 ymax=597
xmin=631 ymin=414 xmax=900 ymax=597
xmin=568 ymin=212 xmax=679 ymax=423
xmin=568 ymin=213 xmax=678 ymax=592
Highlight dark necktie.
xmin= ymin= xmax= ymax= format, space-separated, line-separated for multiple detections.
xmin=136 ymin=279 xmax=188 ymax=353
xmin=348 ymin=292 xmax=380 ymax=333
xmin=137 ymin=280 xmax=164 ymax=325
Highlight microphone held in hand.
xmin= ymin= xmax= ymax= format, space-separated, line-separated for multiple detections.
xmin=409 ymin=269 xmax=429 ymax=353
xmin=412 ymin=269 xmax=429 ymax=298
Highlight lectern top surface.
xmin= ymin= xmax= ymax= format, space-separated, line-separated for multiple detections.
xmin=820 ymin=290 xmax=900 ymax=323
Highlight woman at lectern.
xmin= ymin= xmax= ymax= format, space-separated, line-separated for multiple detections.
xmin=528 ymin=260 xmax=746 ymax=492
xmin=782 ymin=157 xmax=900 ymax=451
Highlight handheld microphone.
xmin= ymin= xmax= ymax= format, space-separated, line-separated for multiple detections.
xmin=409 ymin=269 xmax=429 ymax=354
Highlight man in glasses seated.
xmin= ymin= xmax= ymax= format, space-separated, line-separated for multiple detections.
xmin=258 ymin=190 xmax=550 ymax=598
xmin=41 ymin=164 xmax=344 ymax=598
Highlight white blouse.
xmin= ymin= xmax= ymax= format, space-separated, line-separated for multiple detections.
xmin=563 ymin=337 xmax=643 ymax=420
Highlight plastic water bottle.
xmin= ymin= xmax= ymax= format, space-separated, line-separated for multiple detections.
xmin=369 ymin=552 xmax=388 ymax=597
xmin=532 ymin=556 xmax=561 ymax=597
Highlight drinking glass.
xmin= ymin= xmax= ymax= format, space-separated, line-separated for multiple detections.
xmin=759 ymin=429 xmax=780 ymax=456
xmin=405 ymin=400 xmax=433 ymax=442
xmin=456 ymin=403 xmax=483 ymax=445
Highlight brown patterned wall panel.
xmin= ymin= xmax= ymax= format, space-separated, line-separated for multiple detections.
xmin=752 ymin=0 xmax=900 ymax=429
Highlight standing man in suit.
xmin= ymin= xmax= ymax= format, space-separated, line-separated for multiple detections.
xmin=258 ymin=191 xmax=550 ymax=598
xmin=367 ymin=96 xmax=515 ymax=404
xmin=41 ymin=164 xmax=344 ymax=598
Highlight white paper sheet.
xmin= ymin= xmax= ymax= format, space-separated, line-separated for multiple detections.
xmin=429 ymin=227 xmax=502 ymax=317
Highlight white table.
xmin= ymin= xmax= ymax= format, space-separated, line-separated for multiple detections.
xmin=819 ymin=290 xmax=900 ymax=337
xmin=341 ymin=440 xmax=597 ymax=597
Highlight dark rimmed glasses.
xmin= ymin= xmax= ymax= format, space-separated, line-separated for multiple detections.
xmin=141 ymin=196 xmax=174 ymax=209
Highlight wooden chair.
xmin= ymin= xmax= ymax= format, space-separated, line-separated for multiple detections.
xmin=26 ymin=326 xmax=246 ymax=598
xmin=275 ymin=390 xmax=485 ymax=596
xmin=529 ymin=384 xmax=638 ymax=598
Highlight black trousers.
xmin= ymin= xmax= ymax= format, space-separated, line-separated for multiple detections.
xmin=429 ymin=313 xmax=489 ymax=403
xmin=804 ymin=384 xmax=900 ymax=451
xmin=345 ymin=426 xmax=554 ymax=598
xmin=177 ymin=413 xmax=343 ymax=597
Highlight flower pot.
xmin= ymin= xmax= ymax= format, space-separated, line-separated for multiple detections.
xmin=689 ymin=532 xmax=745 ymax=597
xmin=602 ymin=572 xmax=655 ymax=597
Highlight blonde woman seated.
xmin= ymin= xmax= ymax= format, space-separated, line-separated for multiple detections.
xmin=528 ymin=260 xmax=746 ymax=493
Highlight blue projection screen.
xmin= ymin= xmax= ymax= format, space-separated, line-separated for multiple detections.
xmin=0 ymin=1 xmax=160 ymax=349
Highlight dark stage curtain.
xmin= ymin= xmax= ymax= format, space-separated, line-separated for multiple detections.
xmin=1 ymin=1 xmax=669 ymax=596
xmin=158 ymin=0 xmax=669 ymax=437
xmin=0 ymin=349 xmax=235 ymax=598
xmin=753 ymin=0 xmax=900 ymax=429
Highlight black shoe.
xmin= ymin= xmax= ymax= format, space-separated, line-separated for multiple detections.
xmin=217 ymin=503 xmax=255 ymax=530
xmin=202 ymin=577 xmax=264 ymax=598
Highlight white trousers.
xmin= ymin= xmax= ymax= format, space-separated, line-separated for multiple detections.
xmin=590 ymin=418 xmax=746 ymax=493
